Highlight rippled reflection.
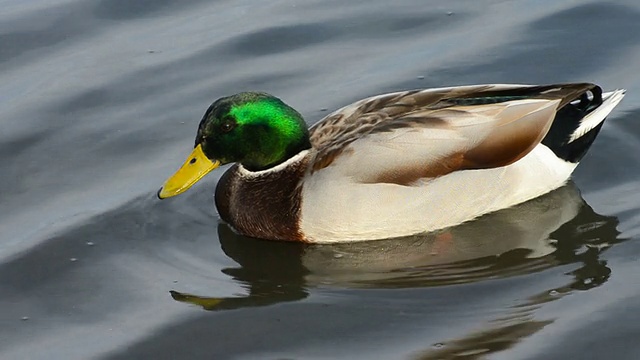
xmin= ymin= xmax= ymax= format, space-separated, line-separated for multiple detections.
xmin=171 ymin=183 xmax=622 ymax=313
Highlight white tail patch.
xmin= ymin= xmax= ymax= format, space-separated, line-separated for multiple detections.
xmin=568 ymin=89 xmax=626 ymax=143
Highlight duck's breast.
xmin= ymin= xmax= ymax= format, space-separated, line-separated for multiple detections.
xmin=215 ymin=152 xmax=310 ymax=242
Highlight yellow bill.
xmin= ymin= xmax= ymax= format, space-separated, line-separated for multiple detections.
xmin=158 ymin=144 xmax=220 ymax=199
xmin=170 ymin=290 xmax=224 ymax=310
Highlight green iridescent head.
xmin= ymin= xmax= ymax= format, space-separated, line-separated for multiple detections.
xmin=196 ymin=92 xmax=311 ymax=171
xmin=158 ymin=92 xmax=311 ymax=199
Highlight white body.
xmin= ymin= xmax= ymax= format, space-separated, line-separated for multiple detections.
xmin=298 ymin=90 xmax=625 ymax=243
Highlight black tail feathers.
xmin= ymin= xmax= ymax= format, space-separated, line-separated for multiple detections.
xmin=541 ymin=85 xmax=605 ymax=163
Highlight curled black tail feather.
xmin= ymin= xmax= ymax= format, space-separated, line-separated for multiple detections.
xmin=541 ymin=86 xmax=604 ymax=163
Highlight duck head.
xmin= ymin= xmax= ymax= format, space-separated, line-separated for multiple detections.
xmin=158 ymin=92 xmax=311 ymax=199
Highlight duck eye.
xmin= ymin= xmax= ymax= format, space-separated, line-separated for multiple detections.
xmin=220 ymin=119 xmax=235 ymax=133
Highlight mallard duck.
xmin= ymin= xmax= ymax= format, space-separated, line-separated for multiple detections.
xmin=158 ymin=83 xmax=625 ymax=243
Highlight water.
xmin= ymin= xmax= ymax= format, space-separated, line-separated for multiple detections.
xmin=1 ymin=1 xmax=640 ymax=359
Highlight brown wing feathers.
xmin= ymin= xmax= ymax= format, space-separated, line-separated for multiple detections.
xmin=308 ymin=84 xmax=598 ymax=180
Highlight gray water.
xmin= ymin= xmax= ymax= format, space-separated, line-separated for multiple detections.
xmin=2 ymin=1 xmax=640 ymax=359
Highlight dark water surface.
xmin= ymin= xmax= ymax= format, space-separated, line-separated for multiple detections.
xmin=2 ymin=1 xmax=640 ymax=359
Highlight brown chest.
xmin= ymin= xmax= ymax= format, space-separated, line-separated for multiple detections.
xmin=214 ymin=159 xmax=308 ymax=242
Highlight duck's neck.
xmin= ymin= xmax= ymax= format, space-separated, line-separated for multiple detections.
xmin=239 ymin=149 xmax=311 ymax=176
xmin=241 ymin=132 xmax=312 ymax=172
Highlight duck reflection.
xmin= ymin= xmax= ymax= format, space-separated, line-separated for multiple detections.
xmin=171 ymin=183 xmax=621 ymax=311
